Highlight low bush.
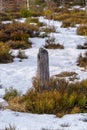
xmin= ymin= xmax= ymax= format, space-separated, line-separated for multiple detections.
xmin=0 ymin=22 xmax=39 ymax=43
xmin=0 ymin=12 xmax=11 ymax=21
xmin=55 ymin=71 xmax=77 ymax=77
xmin=61 ymin=18 xmax=76 ymax=28
xmin=77 ymin=25 xmax=87 ymax=36
xmin=71 ymin=106 xmax=80 ymax=114
xmin=26 ymin=17 xmax=43 ymax=27
xmin=0 ymin=30 xmax=9 ymax=42
xmin=77 ymin=52 xmax=87 ymax=68
xmin=55 ymin=71 xmax=78 ymax=81
xmin=0 ymin=42 xmax=13 ymax=63
xmin=54 ymin=9 xmax=86 ymax=27
xmin=44 ymin=9 xmax=53 ymax=19
xmin=4 ymin=87 xmax=18 ymax=101
xmin=20 ymin=9 xmax=32 ymax=18
xmin=54 ymin=13 xmax=71 ymax=21
xmin=44 ymin=37 xmax=64 ymax=49
xmin=26 ymin=17 xmax=39 ymax=24
xmin=10 ymin=31 xmax=29 ymax=41
xmin=43 ymin=27 xmax=55 ymax=34
xmin=6 ymin=40 xmax=32 ymax=49
xmin=5 ymin=78 xmax=87 ymax=116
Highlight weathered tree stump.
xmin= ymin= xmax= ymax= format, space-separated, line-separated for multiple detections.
xmin=37 ymin=47 xmax=50 ymax=91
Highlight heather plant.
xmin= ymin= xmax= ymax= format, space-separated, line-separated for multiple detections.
xmin=6 ymin=40 xmax=31 ymax=49
xmin=4 ymin=78 xmax=87 ymax=116
xmin=77 ymin=52 xmax=87 ymax=68
xmin=26 ymin=17 xmax=39 ymax=24
xmin=77 ymin=25 xmax=87 ymax=36
xmin=10 ymin=31 xmax=29 ymax=41
xmin=20 ymin=9 xmax=32 ymax=18
xmin=44 ymin=9 xmax=52 ymax=19
xmin=71 ymin=106 xmax=80 ymax=114
xmin=54 ymin=9 xmax=87 ymax=27
xmin=42 ymin=27 xmax=56 ymax=34
xmin=44 ymin=37 xmax=64 ymax=49
xmin=0 ymin=30 xmax=9 ymax=42
xmin=0 ymin=22 xmax=39 ymax=43
xmin=0 ymin=42 xmax=13 ymax=63
xmin=4 ymin=87 xmax=18 ymax=101
xmin=0 ymin=12 xmax=11 ymax=21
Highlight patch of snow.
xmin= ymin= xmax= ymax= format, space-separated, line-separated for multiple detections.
xmin=0 ymin=110 xmax=87 ymax=130
xmin=0 ymin=98 xmax=8 ymax=108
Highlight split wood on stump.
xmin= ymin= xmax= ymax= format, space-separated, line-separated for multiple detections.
xmin=37 ymin=47 xmax=50 ymax=92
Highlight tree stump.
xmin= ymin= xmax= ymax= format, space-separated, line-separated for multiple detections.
xmin=37 ymin=47 xmax=50 ymax=91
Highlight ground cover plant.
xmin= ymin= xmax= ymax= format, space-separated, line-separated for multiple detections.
xmin=77 ymin=25 xmax=87 ymax=36
xmin=55 ymin=71 xmax=78 ymax=81
xmin=0 ymin=12 xmax=11 ymax=21
xmin=0 ymin=42 xmax=13 ymax=63
xmin=6 ymin=40 xmax=32 ymax=49
xmin=77 ymin=52 xmax=87 ymax=69
xmin=0 ymin=21 xmax=40 ymax=63
xmin=44 ymin=37 xmax=64 ymax=49
xmin=0 ymin=21 xmax=39 ymax=45
xmin=54 ymin=9 xmax=87 ymax=27
xmin=4 ymin=78 xmax=87 ymax=117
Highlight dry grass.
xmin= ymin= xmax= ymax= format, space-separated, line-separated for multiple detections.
xmin=55 ymin=71 xmax=77 ymax=77
xmin=4 ymin=78 xmax=87 ymax=116
xmin=0 ymin=42 xmax=13 ymax=63
xmin=54 ymin=9 xmax=87 ymax=28
xmin=77 ymin=25 xmax=87 ymax=36
xmin=6 ymin=40 xmax=32 ymax=49
xmin=44 ymin=37 xmax=64 ymax=49
xmin=55 ymin=71 xmax=78 ymax=81
xmin=77 ymin=52 xmax=87 ymax=69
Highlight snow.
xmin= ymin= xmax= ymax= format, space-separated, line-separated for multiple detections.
xmin=0 ymin=98 xmax=8 ymax=108
xmin=0 ymin=109 xmax=87 ymax=130
xmin=0 ymin=17 xmax=87 ymax=129
xmin=2 ymin=18 xmax=26 ymax=24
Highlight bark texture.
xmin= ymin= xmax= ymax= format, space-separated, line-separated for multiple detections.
xmin=37 ymin=47 xmax=50 ymax=91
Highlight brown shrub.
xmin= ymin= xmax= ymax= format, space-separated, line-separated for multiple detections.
xmin=61 ymin=18 xmax=77 ymax=27
xmin=6 ymin=40 xmax=32 ymax=49
xmin=77 ymin=25 xmax=87 ymax=36
xmin=77 ymin=52 xmax=87 ymax=68
xmin=4 ymin=78 xmax=87 ymax=115
xmin=0 ymin=42 xmax=13 ymax=63
xmin=55 ymin=71 xmax=78 ymax=81
xmin=44 ymin=37 xmax=64 ymax=49
xmin=0 ymin=22 xmax=39 ymax=43
xmin=54 ymin=13 xmax=71 ymax=21
xmin=54 ymin=9 xmax=86 ymax=27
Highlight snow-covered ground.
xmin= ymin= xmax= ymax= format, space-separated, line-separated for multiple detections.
xmin=0 ymin=17 xmax=87 ymax=130
xmin=0 ymin=109 xmax=87 ymax=130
